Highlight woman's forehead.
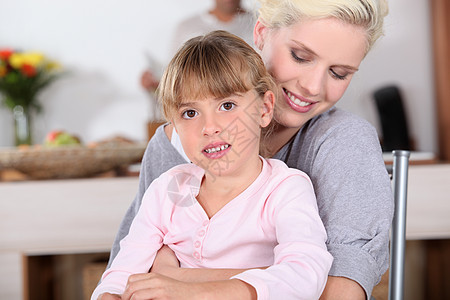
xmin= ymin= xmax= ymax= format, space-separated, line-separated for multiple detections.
xmin=282 ymin=17 xmax=367 ymax=65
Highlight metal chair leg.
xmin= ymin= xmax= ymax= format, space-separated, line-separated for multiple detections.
xmin=388 ymin=150 xmax=410 ymax=300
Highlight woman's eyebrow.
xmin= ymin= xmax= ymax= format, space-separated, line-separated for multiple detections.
xmin=333 ymin=64 xmax=359 ymax=72
xmin=291 ymin=40 xmax=317 ymax=56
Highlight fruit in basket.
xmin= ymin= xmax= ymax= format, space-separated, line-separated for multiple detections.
xmin=44 ymin=130 xmax=81 ymax=147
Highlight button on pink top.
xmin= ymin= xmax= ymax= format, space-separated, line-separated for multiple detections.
xmin=92 ymin=158 xmax=333 ymax=300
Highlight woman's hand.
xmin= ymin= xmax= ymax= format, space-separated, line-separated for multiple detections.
xmin=122 ymin=273 xmax=256 ymax=300
xmin=150 ymin=245 xmax=180 ymax=278
xmin=121 ymin=273 xmax=199 ymax=300
xmin=98 ymin=293 xmax=121 ymax=300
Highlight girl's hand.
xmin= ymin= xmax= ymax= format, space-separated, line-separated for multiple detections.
xmin=122 ymin=273 xmax=200 ymax=300
xmin=98 ymin=293 xmax=121 ymax=300
xmin=151 ymin=245 xmax=180 ymax=278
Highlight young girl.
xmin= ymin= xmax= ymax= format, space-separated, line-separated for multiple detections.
xmin=92 ymin=30 xmax=332 ymax=300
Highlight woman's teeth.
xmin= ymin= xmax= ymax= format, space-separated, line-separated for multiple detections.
xmin=204 ymin=144 xmax=229 ymax=153
xmin=286 ymin=90 xmax=311 ymax=107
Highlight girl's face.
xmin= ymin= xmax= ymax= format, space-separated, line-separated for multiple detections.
xmin=254 ymin=17 xmax=367 ymax=129
xmin=172 ymin=89 xmax=273 ymax=179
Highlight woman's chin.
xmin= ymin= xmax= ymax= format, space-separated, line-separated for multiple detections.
xmin=274 ymin=109 xmax=309 ymax=129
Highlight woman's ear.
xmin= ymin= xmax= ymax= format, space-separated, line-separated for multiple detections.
xmin=261 ymin=90 xmax=275 ymax=128
xmin=254 ymin=19 xmax=268 ymax=51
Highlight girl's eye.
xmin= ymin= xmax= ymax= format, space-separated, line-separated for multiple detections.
xmin=220 ymin=102 xmax=235 ymax=111
xmin=290 ymin=50 xmax=308 ymax=63
xmin=330 ymin=69 xmax=348 ymax=80
xmin=182 ymin=109 xmax=198 ymax=119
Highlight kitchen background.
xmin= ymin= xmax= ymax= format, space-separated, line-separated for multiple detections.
xmin=0 ymin=0 xmax=437 ymax=154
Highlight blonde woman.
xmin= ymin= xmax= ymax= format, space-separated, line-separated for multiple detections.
xmin=107 ymin=1 xmax=392 ymax=299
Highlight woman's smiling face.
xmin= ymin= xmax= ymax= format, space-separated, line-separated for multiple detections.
xmin=254 ymin=17 xmax=368 ymax=129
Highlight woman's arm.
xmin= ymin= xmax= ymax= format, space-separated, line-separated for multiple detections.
xmin=122 ymin=273 xmax=257 ymax=300
xmin=150 ymin=245 xmax=268 ymax=282
xmin=297 ymin=110 xmax=393 ymax=299
xmin=149 ymin=245 xmax=364 ymax=299
xmin=320 ymin=276 xmax=365 ymax=300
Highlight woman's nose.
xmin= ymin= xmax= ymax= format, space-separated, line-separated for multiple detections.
xmin=299 ymin=67 xmax=324 ymax=97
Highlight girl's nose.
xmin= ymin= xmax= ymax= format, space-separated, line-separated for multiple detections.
xmin=202 ymin=116 xmax=221 ymax=136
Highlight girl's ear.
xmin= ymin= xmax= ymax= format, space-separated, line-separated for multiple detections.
xmin=261 ymin=90 xmax=275 ymax=128
xmin=254 ymin=19 xmax=268 ymax=51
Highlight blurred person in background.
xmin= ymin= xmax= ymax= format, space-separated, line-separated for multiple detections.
xmin=141 ymin=0 xmax=255 ymax=92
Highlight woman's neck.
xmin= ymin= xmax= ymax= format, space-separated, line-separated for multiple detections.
xmin=263 ymin=123 xmax=301 ymax=157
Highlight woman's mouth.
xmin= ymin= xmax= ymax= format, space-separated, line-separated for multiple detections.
xmin=282 ymin=88 xmax=316 ymax=113
xmin=203 ymin=143 xmax=231 ymax=159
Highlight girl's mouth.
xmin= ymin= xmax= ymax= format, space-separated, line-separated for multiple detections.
xmin=282 ymin=88 xmax=316 ymax=113
xmin=204 ymin=144 xmax=230 ymax=153
xmin=202 ymin=143 xmax=231 ymax=159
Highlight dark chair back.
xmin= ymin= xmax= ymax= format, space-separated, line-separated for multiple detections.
xmin=373 ymin=86 xmax=412 ymax=151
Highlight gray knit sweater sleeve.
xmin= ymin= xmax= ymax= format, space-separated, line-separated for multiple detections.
xmin=106 ymin=124 xmax=186 ymax=268
xmin=273 ymin=107 xmax=393 ymax=298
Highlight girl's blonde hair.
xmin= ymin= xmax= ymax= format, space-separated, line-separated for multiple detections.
xmin=257 ymin=0 xmax=389 ymax=52
xmin=158 ymin=30 xmax=275 ymax=120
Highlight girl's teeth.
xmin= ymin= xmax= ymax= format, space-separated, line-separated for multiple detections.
xmin=205 ymin=144 xmax=229 ymax=153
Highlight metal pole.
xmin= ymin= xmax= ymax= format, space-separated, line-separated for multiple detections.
xmin=388 ymin=150 xmax=410 ymax=300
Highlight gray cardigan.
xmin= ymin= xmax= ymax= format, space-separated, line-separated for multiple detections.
xmin=107 ymin=106 xmax=393 ymax=298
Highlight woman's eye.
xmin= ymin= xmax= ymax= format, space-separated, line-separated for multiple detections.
xmin=220 ymin=102 xmax=235 ymax=111
xmin=182 ymin=110 xmax=198 ymax=119
xmin=290 ymin=50 xmax=308 ymax=63
xmin=330 ymin=69 xmax=348 ymax=80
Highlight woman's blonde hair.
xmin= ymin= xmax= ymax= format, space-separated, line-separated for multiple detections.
xmin=257 ymin=0 xmax=389 ymax=52
xmin=158 ymin=30 xmax=275 ymax=120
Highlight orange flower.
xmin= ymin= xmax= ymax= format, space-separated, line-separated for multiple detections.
xmin=21 ymin=64 xmax=37 ymax=77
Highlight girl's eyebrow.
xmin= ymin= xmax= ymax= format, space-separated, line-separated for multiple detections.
xmin=178 ymin=93 xmax=244 ymax=109
xmin=179 ymin=102 xmax=197 ymax=108
xmin=292 ymin=40 xmax=359 ymax=72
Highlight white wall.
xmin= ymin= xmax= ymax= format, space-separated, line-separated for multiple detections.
xmin=337 ymin=0 xmax=437 ymax=152
xmin=0 ymin=0 xmax=437 ymax=153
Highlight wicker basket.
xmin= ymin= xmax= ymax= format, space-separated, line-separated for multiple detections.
xmin=0 ymin=143 xmax=146 ymax=179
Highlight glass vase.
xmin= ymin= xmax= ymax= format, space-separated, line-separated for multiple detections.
xmin=13 ymin=105 xmax=32 ymax=146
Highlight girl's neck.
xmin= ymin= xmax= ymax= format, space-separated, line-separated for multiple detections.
xmin=203 ymin=156 xmax=261 ymax=197
xmin=197 ymin=156 xmax=262 ymax=218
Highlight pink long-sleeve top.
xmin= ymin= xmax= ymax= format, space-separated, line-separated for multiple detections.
xmin=92 ymin=158 xmax=333 ymax=300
